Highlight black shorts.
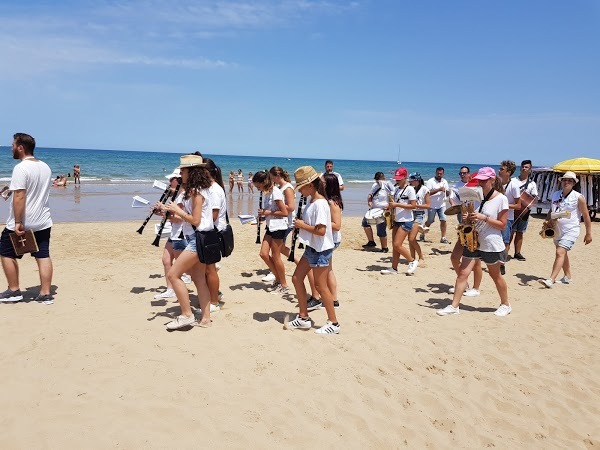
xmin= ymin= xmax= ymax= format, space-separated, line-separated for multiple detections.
xmin=265 ymin=227 xmax=286 ymax=241
xmin=462 ymin=247 xmax=506 ymax=265
xmin=0 ymin=227 xmax=52 ymax=259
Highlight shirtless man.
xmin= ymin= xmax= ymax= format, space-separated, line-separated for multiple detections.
xmin=73 ymin=164 xmax=81 ymax=184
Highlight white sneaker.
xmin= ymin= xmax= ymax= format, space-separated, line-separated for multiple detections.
xmin=181 ymin=274 xmax=192 ymax=284
xmin=540 ymin=279 xmax=554 ymax=289
xmin=192 ymin=303 xmax=221 ymax=314
xmin=555 ymin=276 xmax=573 ymax=285
xmin=407 ymin=260 xmax=419 ymax=275
xmin=154 ymin=288 xmax=175 ymax=299
xmin=418 ymin=225 xmax=430 ymax=234
xmin=262 ymin=272 xmax=276 ymax=282
xmin=494 ymin=304 xmax=512 ymax=317
xmin=464 ymin=288 xmax=480 ymax=297
xmin=437 ymin=305 xmax=459 ymax=316
xmin=380 ymin=267 xmax=398 ymax=275
xmin=166 ymin=314 xmax=196 ymax=330
xmin=449 ymin=287 xmax=455 ymax=294
xmin=314 ymin=321 xmax=340 ymax=335
xmin=286 ymin=315 xmax=312 ymax=330
xmin=215 ymin=262 xmax=222 ymax=272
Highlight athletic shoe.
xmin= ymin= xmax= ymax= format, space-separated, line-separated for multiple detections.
xmin=407 ymin=260 xmax=419 ymax=275
xmin=440 ymin=237 xmax=451 ymax=244
xmin=418 ymin=224 xmax=430 ymax=234
xmin=286 ymin=315 xmax=312 ymax=330
xmin=316 ymin=300 xmax=341 ymax=310
xmin=464 ymin=288 xmax=480 ymax=297
xmin=437 ymin=305 xmax=459 ymax=316
xmin=266 ymin=281 xmax=280 ymax=292
xmin=34 ymin=294 xmax=54 ymax=305
xmin=262 ymin=272 xmax=276 ymax=282
xmin=166 ymin=314 xmax=196 ymax=330
xmin=215 ymin=262 xmax=222 ymax=271
xmin=154 ymin=288 xmax=176 ymax=299
xmin=380 ymin=267 xmax=398 ymax=275
xmin=192 ymin=303 xmax=221 ymax=314
xmin=181 ymin=274 xmax=192 ymax=284
xmin=418 ymin=234 xmax=426 ymax=242
xmin=307 ymin=297 xmax=323 ymax=311
xmin=362 ymin=241 xmax=376 ymax=248
xmin=218 ymin=291 xmax=224 ymax=300
xmin=540 ymin=279 xmax=554 ymax=289
xmin=0 ymin=288 xmax=23 ymax=303
xmin=271 ymin=285 xmax=290 ymax=296
xmin=314 ymin=321 xmax=340 ymax=335
xmin=513 ymin=253 xmax=526 ymax=261
xmin=500 ymin=264 xmax=506 ymax=276
xmin=494 ymin=304 xmax=512 ymax=317
xmin=556 ymin=276 xmax=573 ymax=285
xmin=380 ymin=247 xmax=389 ymax=253
xmin=449 ymin=287 xmax=455 ymax=294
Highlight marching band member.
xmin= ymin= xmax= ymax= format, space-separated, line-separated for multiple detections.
xmin=362 ymin=171 xmax=393 ymax=252
xmin=408 ymin=172 xmax=430 ymax=266
xmin=497 ymin=160 xmax=521 ymax=275
xmin=510 ymin=160 xmax=538 ymax=261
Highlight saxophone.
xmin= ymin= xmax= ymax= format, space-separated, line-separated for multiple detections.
xmin=457 ymin=201 xmax=479 ymax=252
xmin=384 ymin=192 xmax=394 ymax=230
xmin=540 ymin=210 xmax=571 ymax=239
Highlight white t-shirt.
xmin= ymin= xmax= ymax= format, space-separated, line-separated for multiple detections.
xmin=393 ymin=184 xmax=417 ymax=222
xmin=279 ymin=182 xmax=295 ymax=227
xmin=551 ymin=190 xmax=583 ymax=241
xmin=474 ymin=193 xmax=509 ymax=252
xmin=425 ymin=177 xmax=450 ymax=209
xmin=8 ymin=159 xmax=53 ymax=231
xmin=323 ymin=171 xmax=344 ymax=187
xmin=170 ymin=191 xmax=185 ymax=240
xmin=502 ymin=179 xmax=521 ymax=221
xmin=208 ymin=182 xmax=227 ymax=231
xmin=513 ymin=176 xmax=538 ymax=198
xmin=329 ymin=199 xmax=342 ymax=244
xmin=181 ymin=189 xmax=213 ymax=236
xmin=300 ymin=198 xmax=334 ymax=252
xmin=264 ymin=185 xmax=288 ymax=232
xmin=369 ymin=181 xmax=394 ymax=209
xmin=450 ymin=181 xmax=467 ymax=204
xmin=414 ymin=185 xmax=430 ymax=212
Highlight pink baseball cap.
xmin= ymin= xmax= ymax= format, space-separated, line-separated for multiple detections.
xmin=393 ymin=167 xmax=408 ymax=180
xmin=471 ymin=167 xmax=496 ymax=181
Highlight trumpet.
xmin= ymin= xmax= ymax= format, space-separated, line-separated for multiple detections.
xmin=457 ymin=201 xmax=479 ymax=252
xmin=540 ymin=210 xmax=571 ymax=239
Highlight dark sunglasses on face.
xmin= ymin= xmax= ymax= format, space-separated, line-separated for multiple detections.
xmin=459 ymin=172 xmax=469 ymax=175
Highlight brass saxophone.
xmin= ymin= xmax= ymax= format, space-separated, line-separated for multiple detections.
xmin=540 ymin=210 xmax=571 ymax=239
xmin=384 ymin=192 xmax=394 ymax=230
xmin=457 ymin=201 xmax=479 ymax=252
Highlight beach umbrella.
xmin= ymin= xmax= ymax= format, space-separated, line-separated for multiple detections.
xmin=553 ymin=157 xmax=600 ymax=174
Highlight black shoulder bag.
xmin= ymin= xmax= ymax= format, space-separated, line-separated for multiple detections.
xmin=194 ymin=225 xmax=222 ymax=265
xmin=219 ymin=211 xmax=235 ymax=257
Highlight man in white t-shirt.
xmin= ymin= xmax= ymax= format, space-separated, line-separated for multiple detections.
xmin=498 ymin=160 xmax=521 ymax=275
xmin=425 ymin=167 xmax=451 ymax=243
xmin=510 ymin=160 xmax=538 ymax=261
xmin=0 ymin=133 xmax=54 ymax=304
xmin=323 ymin=160 xmax=344 ymax=191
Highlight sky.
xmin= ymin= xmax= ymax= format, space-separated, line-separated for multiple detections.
xmin=1 ymin=0 xmax=599 ymax=165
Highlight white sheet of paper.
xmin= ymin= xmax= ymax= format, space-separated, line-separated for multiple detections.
xmin=132 ymin=196 xmax=150 ymax=208
xmin=153 ymin=180 xmax=168 ymax=191
xmin=458 ymin=186 xmax=483 ymax=202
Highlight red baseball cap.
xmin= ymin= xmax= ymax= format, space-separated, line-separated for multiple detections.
xmin=393 ymin=167 xmax=408 ymax=180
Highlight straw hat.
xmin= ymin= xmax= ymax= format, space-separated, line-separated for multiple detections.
xmin=165 ymin=168 xmax=181 ymax=179
xmin=559 ymin=171 xmax=578 ymax=183
xmin=178 ymin=154 xmax=205 ymax=168
xmin=294 ymin=166 xmax=320 ymax=190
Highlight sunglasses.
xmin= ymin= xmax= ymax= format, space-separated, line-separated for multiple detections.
xmin=459 ymin=172 xmax=469 ymax=175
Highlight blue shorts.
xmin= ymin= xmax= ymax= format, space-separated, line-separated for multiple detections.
xmin=427 ymin=206 xmax=447 ymax=223
xmin=555 ymin=238 xmax=575 ymax=251
xmin=0 ymin=227 xmax=51 ymax=259
xmin=512 ymin=217 xmax=529 ymax=233
xmin=501 ymin=219 xmax=514 ymax=244
xmin=168 ymin=237 xmax=188 ymax=251
xmin=362 ymin=216 xmax=387 ymax=238
xmin=184 ymin=233 xmax=198 ymax=254
xmin=414 ymin=211 xmax=425 ymax=225
xmin=394 ymin=220 xmax=414 ymax=232
xmin=462 ymin=248 xmax=507 ymax=265
xmin=303 ymin=246 xmax=333 ymax=267
xmin=333 ymin=241 xmax=340 ymax=250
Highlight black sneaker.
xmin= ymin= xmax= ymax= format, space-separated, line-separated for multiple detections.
xmin=380 ymin=247 xmax=389 ymax=253
xmin=362 ymin=241 xmax=376 ymax=248
xmin=318 ymin=301 xmax=340 ymax=309
xmin=514 ymin=253 xmax=526 ymax=261
xmin=0 ymin=288 xmax=23 ymax=303
xmin=307 ymin=297 xmax=323 ymax=311
xmin=500 ymin=264 xmax=506 ymax=275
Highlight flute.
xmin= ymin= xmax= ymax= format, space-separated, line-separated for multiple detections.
xmin=152 ymin=180 xmax=182 ymax=247
xmin=137 ymin=185 xmax=171 ymax=234
xmin=255 ymin=191 xmax=263 ymax=244
xmin=288 ymin=195 xmax=305 ymax=262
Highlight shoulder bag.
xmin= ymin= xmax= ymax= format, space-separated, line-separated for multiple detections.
xmin=195 ymin=226 xmax=222 ymax=265
xmin=219 ymin=211 xmax=234 ymax=257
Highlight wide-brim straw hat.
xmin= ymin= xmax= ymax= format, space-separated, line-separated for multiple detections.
xmin=178 ymin=154 xmax=205 ymax=168
xmin=559 ymin=171 xmax=579 ymax=183
xmin=165 ymin=168 xmax=181 ymax=179
xmin=294 ymin=166 xmax=320 ymax=190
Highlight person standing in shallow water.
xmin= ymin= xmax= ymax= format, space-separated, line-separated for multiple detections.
xmin=73 ymin=164 xmax=81 ymax=184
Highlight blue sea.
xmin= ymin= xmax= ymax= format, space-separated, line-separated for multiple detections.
xmin=0 ymin=147 xmax=500 ymax=222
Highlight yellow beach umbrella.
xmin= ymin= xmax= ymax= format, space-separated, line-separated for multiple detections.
xmin=553 ymin=157 xmax=600 ymax=174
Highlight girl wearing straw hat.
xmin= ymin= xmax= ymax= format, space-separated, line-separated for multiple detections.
xmin=288 ymin=166 xmax=340 ymax=335
xmin=540 ymin=171 xmax=593 ymax=288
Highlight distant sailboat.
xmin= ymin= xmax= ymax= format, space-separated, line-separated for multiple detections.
xmin=397 ymin=145 xmax=401 ymax=165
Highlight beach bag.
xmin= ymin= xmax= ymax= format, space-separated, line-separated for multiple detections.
xmin=195 ymin=227 xmax=222 ymax=265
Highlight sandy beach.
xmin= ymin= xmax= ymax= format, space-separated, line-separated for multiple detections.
xmin=0 ymin=215 xmax=598 ymax=448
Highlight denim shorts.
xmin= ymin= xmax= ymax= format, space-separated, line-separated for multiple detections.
xmin=333 ymin=241 xmax=340 ymax=250
xmin=303 ymin=245 xmax=333 ymax=267
xmin=512 ymin=217 xmax=529 ymax=233
xmin=0 ymin=226 xmax=51 ymax=259
xmin=169 ymin=237 xmax=188 ymax=251
xmin=501 ymin=219 xmax=514 ymax=244
xmin=362 ymin=216 xmax=388 ymax=238
xmin=184 ymin=233 xmax=197 ymax=253
xmin=427 ymin=206 xmax=446 ymax=223
xmin=394 ymin=220 xmax=414 ymax=232
xmin=462 ymin=247 xmax=507 ymax=265
xmin=413 ymin=211 xmax=425 ymax=224
xmin=555 ymin=238 xmax=575 ymax=251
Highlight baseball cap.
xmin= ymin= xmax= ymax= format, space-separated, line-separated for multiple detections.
xmin=393 ymin=167 xmax=408 ymax=180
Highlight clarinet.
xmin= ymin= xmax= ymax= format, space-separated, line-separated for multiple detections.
xmin=137 ymin=185 xmax=171 ymax=234
xmin=255 ymin=191 xmax=263 ymax=244
xmin=288 ymin=195 xmax=305 ymax=262
xmin=152 ymin=180 xmax=182 ymax=247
